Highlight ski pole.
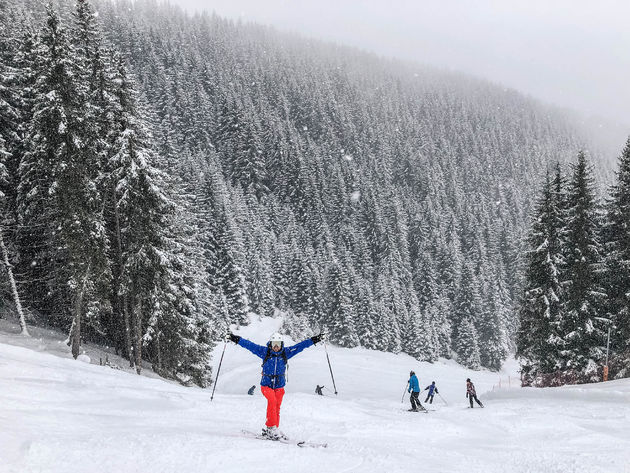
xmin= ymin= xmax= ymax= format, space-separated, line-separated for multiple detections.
xmin=401 ymin=381 xmax=409 ymax=403
xmin=437 ymin=392 xmax=448 ymax=406
xmin=323 ymin=338 xmax=338 ymax=395
xmin=210 ymin=338 xmax=228 ymax=402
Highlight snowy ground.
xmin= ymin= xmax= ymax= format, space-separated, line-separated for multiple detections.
xmin=1 ymin=315 xmax=629 ymax=473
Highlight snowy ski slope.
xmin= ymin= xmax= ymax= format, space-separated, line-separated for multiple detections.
xmin=1 ymin=316 xmax=629 ymax=473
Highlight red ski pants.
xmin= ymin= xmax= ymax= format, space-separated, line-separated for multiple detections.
xmin=261 ymin=386 xmax=285 ymax=427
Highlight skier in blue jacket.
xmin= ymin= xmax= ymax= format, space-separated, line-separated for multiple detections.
xmin=228 ymin=331 xmax=323 ymax=440
xmin=424 ymin=381 xmax=439 ymax=404
xmin=408 ymin=371 xmax=424 ymax=411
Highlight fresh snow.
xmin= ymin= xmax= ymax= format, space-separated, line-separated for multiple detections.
xmin=1 ymin=316 xmax=629 ymax=473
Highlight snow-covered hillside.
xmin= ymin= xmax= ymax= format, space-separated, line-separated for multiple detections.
xmin=1 ymin=317 xmax=629 ymax=473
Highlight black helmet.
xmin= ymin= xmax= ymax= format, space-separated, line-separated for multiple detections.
xmin=432 ymin=381 xmax=435 ymax=384
xmin=466 ymin=378 xmax=471 ymax=382
xmin=410 ymin=371 xmax=415 ymax=376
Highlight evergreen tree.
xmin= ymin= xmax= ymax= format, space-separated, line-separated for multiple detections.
xmin=452 ymin=261 xmax=483 ymax=351
xmin=560 ymin=151 xmax=606 ymax=377
xmin=198 ymin=172 xmax=249 ymax=325
xmin=325 ymin=258 xmax=359 ymax=347
xmin=517 ymin=167 xmax=567 ymax=381
xmin=18 ymin=5 xmax=110 ymax=357
xmin=603 ymin=138 xmax=630 ymax=356
xmin=455 ymin=317 xmax=481 ymax=370
xmin=0 ymin=16 xmax=19 ymax=209
xmin=479 ymin=287 xmax=509 ymax=371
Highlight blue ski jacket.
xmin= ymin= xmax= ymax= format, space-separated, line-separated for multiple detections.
xmin=408 ymin=374 xmax=420 ymax=393
xmin=237 ymin=337 xmax=314 ymax=389
xmin=425 ymin=384 xmax=438 ymax=395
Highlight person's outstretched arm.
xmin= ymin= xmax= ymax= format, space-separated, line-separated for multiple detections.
xmin=228 ymin=333 xmax=266 ymax=359
xmin=284 ymin=334 xmax=323 ymax=359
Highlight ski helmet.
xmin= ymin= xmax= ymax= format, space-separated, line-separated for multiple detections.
xmin=269 ymin=332 xmax=284 ymax=349
xmin=466 ymin=378 xmax=471 ymax=382
xmin=410 ymin=371 xmax=415 ymax=376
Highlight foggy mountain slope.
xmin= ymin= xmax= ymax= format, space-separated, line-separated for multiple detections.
xmin=2 ymin=0 xmax=617 ymax=373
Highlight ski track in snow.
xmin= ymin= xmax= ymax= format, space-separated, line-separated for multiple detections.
xmin=1 ymin=317 xmax=629 ymax=473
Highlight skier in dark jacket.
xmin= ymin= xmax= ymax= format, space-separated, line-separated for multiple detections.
xmin=228 ymin=331 xmax=323 ymax=440
xmin=424 ymin=381 xmax=439 ymax=404
xmin=466 ymin=378 xmax=484 ymax=408
xmin=247 ymin=385 xmax=256 ymax=395
xmin=408 ymin=371 xmax=424 ymax=411
xmin=315 ymin=385 xmax=324 ymax=395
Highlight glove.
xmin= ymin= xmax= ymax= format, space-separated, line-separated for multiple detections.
xmin=311 ymin=333 xmax=324 ymax=344
xmin=227 ymin=332 xmax=241 ymax=344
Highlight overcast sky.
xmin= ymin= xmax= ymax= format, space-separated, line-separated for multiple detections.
xmin=168 ymin=0 xmax=630 ymax=129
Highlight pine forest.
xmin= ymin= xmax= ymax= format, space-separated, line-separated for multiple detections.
xmin=1 ymin=0 xmax=627 ymax=387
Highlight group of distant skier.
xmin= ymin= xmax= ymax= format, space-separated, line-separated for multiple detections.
xmin=406 ymin=371 xmax=483 ymax=412
xmin=225 ymin=330 xmax=485 ymax=441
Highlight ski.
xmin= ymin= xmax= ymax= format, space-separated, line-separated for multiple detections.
xmin=241 ymin=430 xmax=328 ymax=448
xmin=407 ymin=408 xmax=429 ymax=413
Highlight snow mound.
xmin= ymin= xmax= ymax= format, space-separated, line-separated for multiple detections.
xmin=77 ymin=354 xmax=91 ymax=364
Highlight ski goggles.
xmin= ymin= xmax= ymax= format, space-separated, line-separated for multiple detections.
xmin=270 ymin=340 xmax=283 ymax=349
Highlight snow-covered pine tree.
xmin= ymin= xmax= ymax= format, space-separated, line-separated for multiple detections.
xmin=324 ymin=257 xmax=359 ymax=347
xmin=235 ymin=119 xmax=270 ymax=201
xmin=0 ymin=11 xmax=19 ymax=206
xmin=404 ymin=292 xmax=438 ymax=362
xmin=288 ymin=247 xmax=319 ymax=320
xmin=602 ymin=137 xmax=630 ymax=365
xmin=246 ymin=241 xmax=275 ymax=318
xmin=517 ymin=167 xmax=567 ymax=382
xmin=18 ymin=4 xmax=111 ymax=357
xmin=427 ymin=293 xmax=453 ymax=358
xmin=4 ymin=18 xmax=39 ymax=234
xmin=353 ymin=279 xmax=378 ymax=350
xmin=197 ymin=170 xmax=249 ymax=325
xmin=455 ymin=317 xmax=481 ymax=370
xmin=478 ymin=286 xmax=509 ymax=371
xmin=145 ymin=239 xmax=214 ymax=387
xmin=561 ymin=151 xmax=606 ymax=378
xmin=0 ymin=28 xmax=29 ymax=335
xmin=107 ymin=52 xmax=213 ymax=384
xmin=452 ymin=261 xmax=483 ymax=351
xmin=373 ymin=272 xmax=403 ymax=353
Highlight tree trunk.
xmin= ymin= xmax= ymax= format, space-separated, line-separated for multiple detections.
xmin=156 ymin=331 xmax=162 ymax=371
xmin=123 ymin=297 xmax=134 ymax=368
xmin=71 ymin=266 xmax=91 ymax=359
xmin=133 ymin=298 xmax=143 ymax=374
xmin=0 ymin=226 xmax=29 ymax=336
xmin=71 ymin=294 xmax=82 ymax=359
xmin=113 ymin=184 xmax=134 ymax=367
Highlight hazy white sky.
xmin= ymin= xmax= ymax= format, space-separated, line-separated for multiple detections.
xmin=168 ymin=0 xmax=630 ymax=128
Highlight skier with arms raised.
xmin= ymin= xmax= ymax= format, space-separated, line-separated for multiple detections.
xmin=228 ymin=331 xmax=323 ymax=440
